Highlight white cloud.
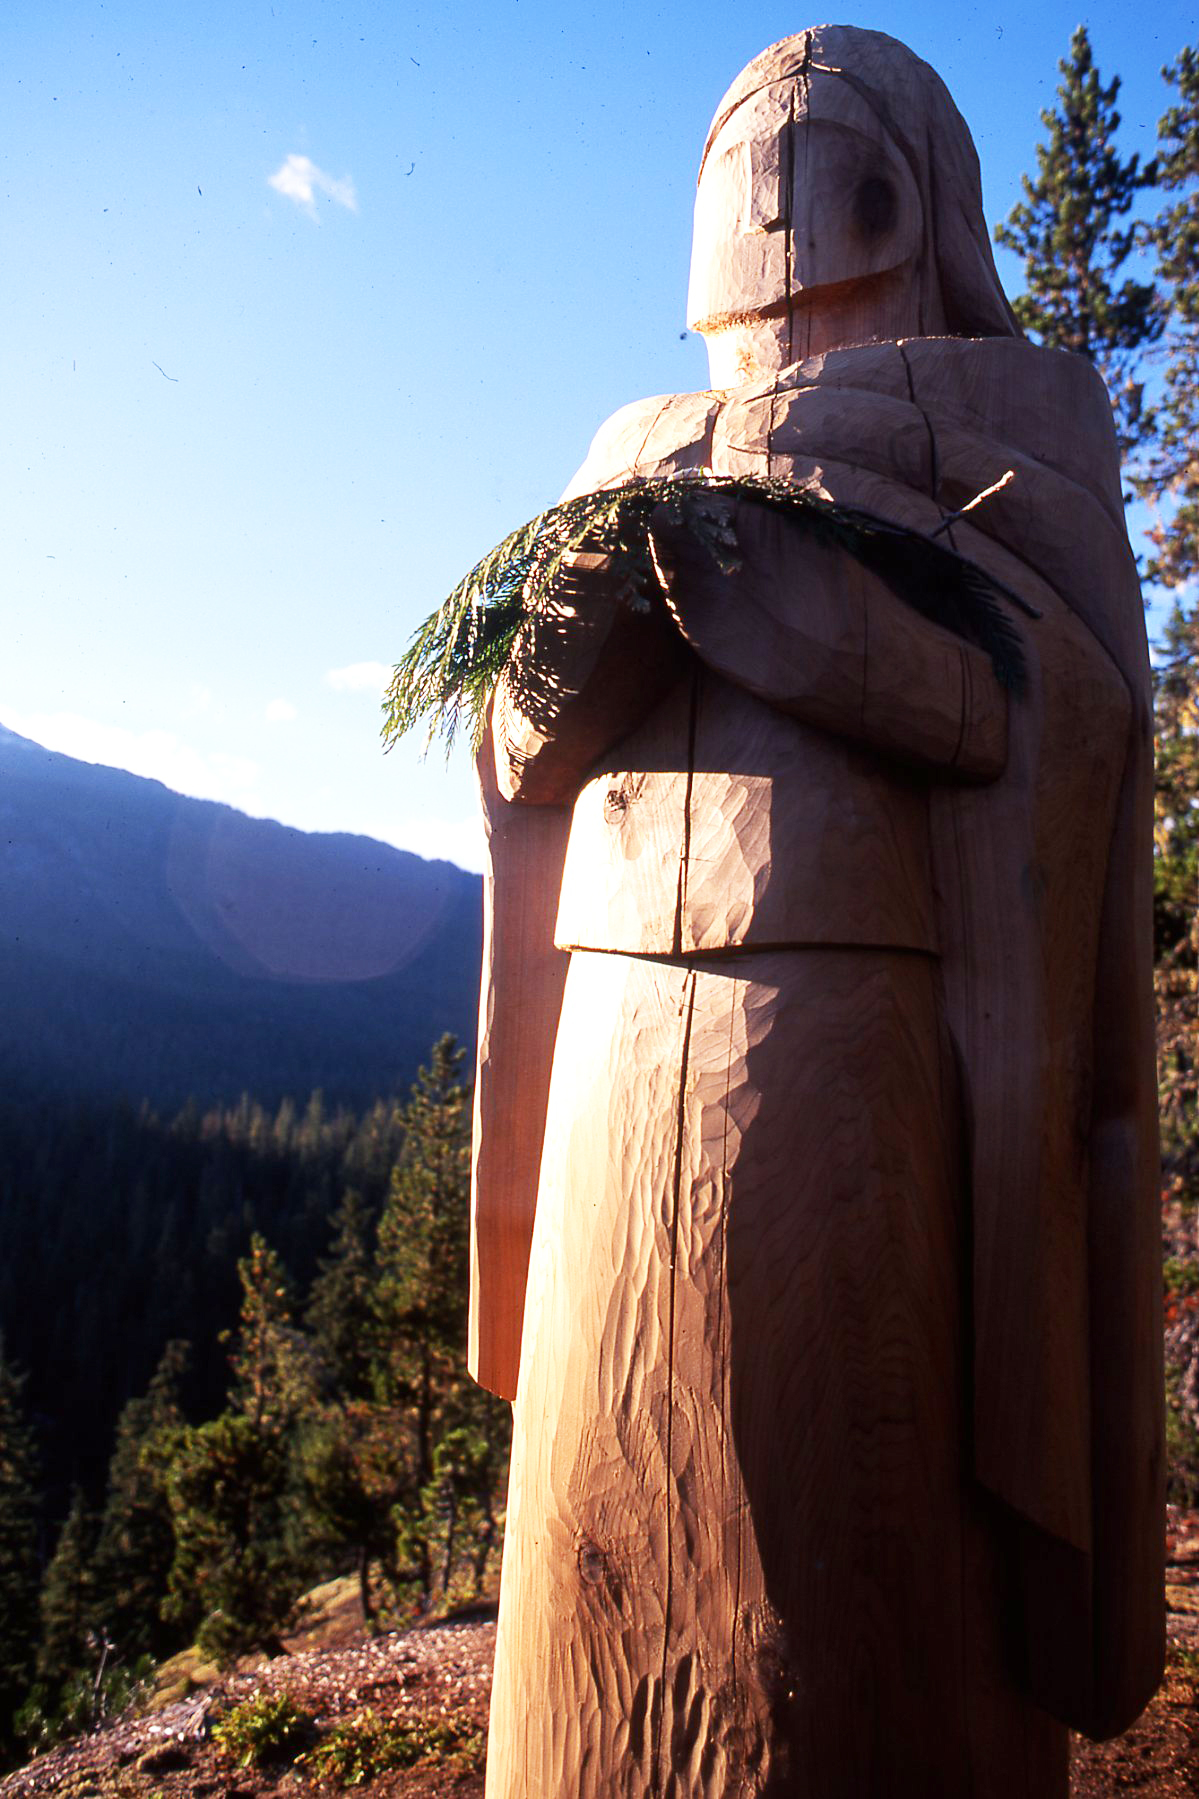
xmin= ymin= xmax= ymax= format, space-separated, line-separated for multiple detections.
xmin=265 ymin=698 xmax=298 ymax=724
xmin=325 ymin=660 xmax=392 ymax=694
xmin=267 ymin=154 xmax=357 ymax=220
xmin=1 ymin=708 xmax=261 ymax=808
xmin=183 ymin=682 xmax=214 ymax=719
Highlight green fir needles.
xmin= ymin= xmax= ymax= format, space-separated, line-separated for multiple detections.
xmin=382 ymin=472 xmax=1034 ymax=756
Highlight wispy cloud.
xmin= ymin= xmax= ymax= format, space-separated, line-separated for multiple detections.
xmin=267 ymin=153 xmax=358 ymax=220
xmin=1 ymin=708 xmax=261 ymax=808
xmin=326 ymin=661 xmax=391 ymax=694
xmin=265 ymin=698 xmax=298 ymax=724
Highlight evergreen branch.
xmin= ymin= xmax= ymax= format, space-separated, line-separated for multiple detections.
xmin=382 ymin=472 xmax=1032 ymax=756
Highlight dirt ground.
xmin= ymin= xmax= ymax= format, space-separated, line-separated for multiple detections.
xmin=0 ymin=1608 xmax=495 ymax=1799
xmin=7 ymin=1517 xmax=1199 ymax=1798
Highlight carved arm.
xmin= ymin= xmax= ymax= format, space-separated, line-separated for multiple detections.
xmin=493 ymin=496 xmax=1009 ymax=807
xmin=649 ymin=500 xmax=1009 ymax=781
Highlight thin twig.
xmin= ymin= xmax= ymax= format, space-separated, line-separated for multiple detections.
xmin=929 ymin=469 xmax=1016 ymax=537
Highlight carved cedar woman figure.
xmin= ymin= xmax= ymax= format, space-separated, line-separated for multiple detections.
xmin=468 ymin=26 xmax=1164 ymax=1798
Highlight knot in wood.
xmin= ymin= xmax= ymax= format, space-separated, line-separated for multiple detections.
xmin=574 ymin=1534 xmax=623 ymax=1609
xmin=577 ymin=1536 xmax=607 ymax=1583
xmin=604 ymin=785 xmax=630 ymax=823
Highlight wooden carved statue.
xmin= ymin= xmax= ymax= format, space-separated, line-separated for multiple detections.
xmin=468 ymin=25 xmax=1164 ymax=1796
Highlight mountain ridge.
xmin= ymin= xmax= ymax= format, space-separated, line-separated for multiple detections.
xmin=0 ymin=723 xmax=482 ymax=1109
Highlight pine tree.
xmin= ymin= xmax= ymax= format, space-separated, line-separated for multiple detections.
xmin=301 ymin=1188 xmax=410 ymax=1631
xmin=165 ymin=1241 xmax=317 ymax=1664
xmin=307 ymin=1190 xmax=377 ymax=1401
xmin=1150 ymin=589 xmax=1199 ymax=1493
xmin=374 ymin=1040 xmax=471 ymax=1503
xmin=1140 ymin=46 xmax=1199 ymax=587
xmin=1152 ymin=601 xmax=1199 ymax=1199
xmin=371 ymin=1036 xmax=508 ymax=1611
xmin=227 ymin=1235 xmax=317 ymax=1434
xmin=1134 ymin=47 xmax=1199 ymax=1204
xmin=1128 ymin=47 xmax=1199 ymax=1503
xmin=417 ymin=1380 xmax=509 ymax=1606
xmin=294 ymin=1398 xmax=412 ymax=1633
xmin=92 ymin=1340 xmax=189 ymax=1661
xmin=164 ymin=1412 xmax=299 ymax=1663
xmin=298 ymin=1038 xmax=506 ymax=1625
xmin=36 ymin=1490 xmax=95 ymax=1686
xmin=995 ymin=25 xmax=1159 ymax=450
xmin=0 ymin=1347 xmax=40 ymax=1747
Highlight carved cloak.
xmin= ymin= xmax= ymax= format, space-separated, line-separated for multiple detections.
xmin=470 ymin=333 xmax=1163 ymax=1739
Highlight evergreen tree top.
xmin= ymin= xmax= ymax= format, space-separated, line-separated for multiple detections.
xmin=1154 ymin=51 xmax=1199 ymax=346
xmin=995 ymin=25 xmax=1159 ymax=456
xmin=1136 ymin=44 xmax=1199 ymax=586
xmin=994 ymin=25 xmax=1155 ymax=355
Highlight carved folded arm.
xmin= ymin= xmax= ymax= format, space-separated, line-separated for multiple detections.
xmin=493 ymin=550 xmax=689 ymax=806
xmin=650 ymin=501 xmax=1009 ymax=781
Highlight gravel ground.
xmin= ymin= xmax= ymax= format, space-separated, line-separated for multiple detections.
xmin=6 ymin=1536 xmax=1199 ymax=1798
xmin=0 ymin=1613 xmax=494 ymax=1799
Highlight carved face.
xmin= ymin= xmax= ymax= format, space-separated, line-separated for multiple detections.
xmin=687 ymin=74 xmax=923 ymax=334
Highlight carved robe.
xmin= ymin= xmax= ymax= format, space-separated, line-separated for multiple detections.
xmin=470 ymin=334 xmax=1162 ymax=1795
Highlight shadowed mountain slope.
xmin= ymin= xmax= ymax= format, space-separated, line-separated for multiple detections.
xmin=0 ymin=722 xmax=481 ymax=1109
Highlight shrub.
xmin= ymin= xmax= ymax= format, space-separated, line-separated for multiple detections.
xmin=1165 ymin=1364 xmax=1199 ymax=1508
xmin=304 ymin=1707 xmax=483 ymax=1786
xmin=212 ymin=1691 xmax=314 ymax=1767
xmin=14 ymin=1653 xmax=155 ymax=1754
xmin=1164 ymin=1255 xmax=1199 ymax=1300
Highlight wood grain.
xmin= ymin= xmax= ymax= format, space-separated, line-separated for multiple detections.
xmin=650 ymin=503 xmax=1007 ymax=780
xmin=488 ymin=951 xmax=1067 ymax=1796
xmin=688 ymin=24 xmax=1017 ymax=387
xmin=473 ymin=23 xmax=1162 ymax=1789
xmin=468 ymin=729 xmax=570 ymax=1400
xmin=554 ymin=667 xmax=943 ymax=958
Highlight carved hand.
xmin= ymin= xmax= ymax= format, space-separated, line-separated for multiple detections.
xmin=494 ymin=546 xmax=688 ymax=805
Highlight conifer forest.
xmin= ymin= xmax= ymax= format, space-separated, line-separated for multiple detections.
xmin=0 ymin=1037 xmax=511 ymax=1755
xmin=3 ymin=22 xmax=1199 ymax=1774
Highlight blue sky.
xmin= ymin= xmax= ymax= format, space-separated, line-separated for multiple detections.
xmin=5 ymin=0 xmax=1192 ymax=872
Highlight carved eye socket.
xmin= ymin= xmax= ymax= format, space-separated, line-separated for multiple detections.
xmin=853 ymin=174 xmax=897 ymax=238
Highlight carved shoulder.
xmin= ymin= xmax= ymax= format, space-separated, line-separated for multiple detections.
xmin=560 ymin=390 xmax=718 ymax=500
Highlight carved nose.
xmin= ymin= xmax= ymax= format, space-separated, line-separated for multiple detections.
xmin=746 ymin=123 xmax=791 ymax=235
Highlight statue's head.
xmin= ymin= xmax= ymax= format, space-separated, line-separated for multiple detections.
xmin=688 ymin=26 xmax=1018 ymax=381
